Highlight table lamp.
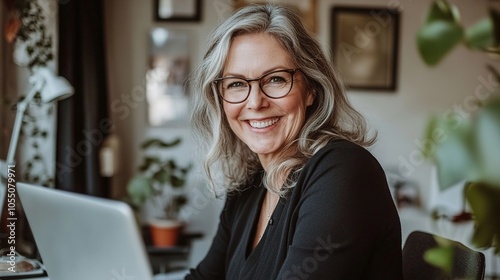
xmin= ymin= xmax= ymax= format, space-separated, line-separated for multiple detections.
xmin=0 ymin=67 xmax=74 ymax=211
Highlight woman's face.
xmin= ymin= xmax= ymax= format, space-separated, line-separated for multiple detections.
xmin=221 ymin=33 xmax=314 ymax=169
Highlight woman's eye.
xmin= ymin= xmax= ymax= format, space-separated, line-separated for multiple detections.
xmin=272 ymin=77 xmax=286 ymax=83
xmin=227 ymin=81 xmax=246 ymax=89
xmin=267 ymin=76 xmax=287 ymax=84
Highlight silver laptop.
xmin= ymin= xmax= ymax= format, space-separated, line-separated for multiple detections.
xmin=17 ymin=182 xmax=154 ymax=280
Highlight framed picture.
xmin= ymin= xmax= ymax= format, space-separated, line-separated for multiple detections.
xmin=146 ymin=28 xmax=190 ymax=126
xmin=155 ymin=0 xmax=201 ymax=22
xmin=233 ymin=0 xmax=317 ymax=33
xmin=331 ymin=6 xmax=400 ymax=91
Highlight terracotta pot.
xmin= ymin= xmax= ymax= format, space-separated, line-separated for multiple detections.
xmin=149 ymin=219 xmax=183 ymax=247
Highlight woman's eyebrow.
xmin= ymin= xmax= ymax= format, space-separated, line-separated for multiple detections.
xmin=222 ymin=66 xmax=290 ymax=78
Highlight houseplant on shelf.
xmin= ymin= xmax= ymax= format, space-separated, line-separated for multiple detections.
xmin=126 ymin=137 xmax=192 ymax=247
xmin=416 ymin=0 xmax=500 ymax=273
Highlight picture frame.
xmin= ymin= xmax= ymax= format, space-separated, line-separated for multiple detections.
xmin=331 ymin=6 xmax=400 ymax=91
xmin=233 ymin=0 xmax=317 ymax=33
xmin=155 ymin=0 xmax=201 ymax=22
xmin=146 ymin=28 xmax=190 ymax=126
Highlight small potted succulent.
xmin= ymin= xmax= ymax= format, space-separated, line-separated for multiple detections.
xmin=126 ymin=137 xmax=191 ymax=247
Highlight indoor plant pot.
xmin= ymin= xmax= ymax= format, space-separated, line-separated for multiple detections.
xmin=125 ymin=137 xmax=192 ymax=247
xmin=149 ymin=218 xmax=184 ymax=247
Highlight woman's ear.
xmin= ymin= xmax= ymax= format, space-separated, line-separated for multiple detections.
xmin=306 ymin=89 xmax=315 ymax=107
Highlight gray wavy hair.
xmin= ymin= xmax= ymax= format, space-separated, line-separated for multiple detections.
xmin=190 ymin=4 xmax=375 ymax=195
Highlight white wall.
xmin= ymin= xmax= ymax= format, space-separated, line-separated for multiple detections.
xmin=321 ymin=0 xmax=497 ymax=210
xmin=105 ymin=0 xmax=498 ymax=263
xmin=104 ymin=0 xmax=230 ymax=264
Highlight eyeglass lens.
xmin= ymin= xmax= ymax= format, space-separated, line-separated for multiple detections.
xmin=217 ymin=70 xmax=294 ymax=103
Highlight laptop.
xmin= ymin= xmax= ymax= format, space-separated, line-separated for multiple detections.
xmin=16 ymin=182 xmax=154 ymax=280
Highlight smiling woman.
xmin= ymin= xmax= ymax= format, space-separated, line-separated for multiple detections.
xmin=220 ymin=33 xmax=314 ymax=170
xmin=187 ymin=4 xmax=403 ymax=279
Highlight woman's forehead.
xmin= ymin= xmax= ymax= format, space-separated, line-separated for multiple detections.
xmin=223 ymin=33 xmax=294 ymax=76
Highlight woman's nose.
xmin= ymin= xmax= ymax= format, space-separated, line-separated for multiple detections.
xmin=245 ymin=82 xmax=269 ymax=110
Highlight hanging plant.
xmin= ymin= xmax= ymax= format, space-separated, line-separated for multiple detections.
xmin=3 ymin=0 xmax=56 ymax=187
xmin=4 ymin=0 xmax=53 ymax=68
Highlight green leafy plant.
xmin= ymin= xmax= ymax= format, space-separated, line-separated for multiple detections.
xmin=14 ymin=0 xmax=54 ymax=69
xmin=418 ymin=0 xmax=500 ymax=257
xmin=417 ymin=0 xmax=500 ymax=66
xmin=126 ymin=138 xmax=192 ymax=220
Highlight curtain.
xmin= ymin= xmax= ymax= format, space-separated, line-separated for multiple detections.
xmin=56 ymin=0 xmax=110 ymax=197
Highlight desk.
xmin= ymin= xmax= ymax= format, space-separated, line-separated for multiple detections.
xmin=399 ymin=207 xmax=500 ymax=279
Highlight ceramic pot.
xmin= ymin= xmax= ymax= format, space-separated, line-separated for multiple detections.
xmin=149 ymin=219 xmax=183 ymax=247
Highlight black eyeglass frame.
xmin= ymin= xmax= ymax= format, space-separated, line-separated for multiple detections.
xmin=212 ymin=68 xmax=301 ymax=104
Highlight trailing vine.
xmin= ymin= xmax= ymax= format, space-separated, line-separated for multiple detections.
xmin=4 ymin=0 xmax=56 ymax=186
xmin=15 ymin=0 xmax=53 ymax=69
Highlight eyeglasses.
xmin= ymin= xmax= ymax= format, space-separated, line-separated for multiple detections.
xmin=212 ymin=69 xmax=300 ymax=104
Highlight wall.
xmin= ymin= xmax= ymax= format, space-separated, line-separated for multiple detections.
xmin=318 ymin=0 xmax=497 ymax=210
xmin=104 ymin=0 xmax=498 ymax=263
xmin=104 ymin=0 xmax=230 ymax=264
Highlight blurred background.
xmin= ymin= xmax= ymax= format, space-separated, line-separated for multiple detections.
xmin=1 ymin=0 xmax=499 ymax=277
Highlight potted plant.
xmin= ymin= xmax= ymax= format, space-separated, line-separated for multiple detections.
xmin=416 ymin=0 xmax=500 ymax=271
xmin=126 ymin=137 xmax=192 ymax=247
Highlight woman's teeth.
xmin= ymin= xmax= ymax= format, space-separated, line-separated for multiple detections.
xmin=249 ymin=118 xmax=279 ymax=128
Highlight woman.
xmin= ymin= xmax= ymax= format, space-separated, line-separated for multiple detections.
xmin=187 ymin=4 xmax=402 ymax=279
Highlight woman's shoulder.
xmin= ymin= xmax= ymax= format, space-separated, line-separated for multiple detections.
xmin=308 ymin=139 xmax=380 ymax=169
xmin=297 ymin=139 xmax=387 ymax=194
xmin=296 ymin=139 xmax=393 ymax=212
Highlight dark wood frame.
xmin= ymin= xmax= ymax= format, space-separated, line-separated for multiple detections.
xmin=331 ymin=6 xmax=400 ymax=91
xmin=154 ymin=0 xmax=202 ymax=22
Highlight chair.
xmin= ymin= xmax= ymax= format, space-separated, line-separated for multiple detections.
xmin=403 ymin=231 xmax=485 ymax=280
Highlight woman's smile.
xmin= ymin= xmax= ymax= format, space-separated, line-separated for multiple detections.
xmin=247 ymin=117 xmax=280 ymax=129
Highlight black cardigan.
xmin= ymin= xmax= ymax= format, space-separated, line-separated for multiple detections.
xmin=186 ymin=140 xmax=403 ymax=279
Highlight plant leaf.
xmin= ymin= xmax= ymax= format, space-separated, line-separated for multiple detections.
xmin=432 ymin=117 xmax=476 ymax=190
xmin=138 ymin=156 xmax=161 ymax=172
xmin=417 ymin=21 xmax=464 ymax=66
xmin=466 ymin=182 xmax=500 ymax=253
xmin=465 ymin=17 xmax=494 ymax=50
xmin=170 ymin=175 xmax=185 ymax=188
xmin=425 ymin=0 xmax=460 ymax=24
xmin=474 ymin=100 xmax=500 ymax=185
xmin=141 ymin=138 xmax=181 ymax=149
xmin=422 ymin=116 xmax=439 ymax=158
xmin=423 ymin=245 xmax=453 ymax=274
xmin=126 ymin=176 xmax=153 ymax=208
xmin=153 ymin=168 xmax=170 ymax=184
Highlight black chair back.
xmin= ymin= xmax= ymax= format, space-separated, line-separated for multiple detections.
xmin=403 ymin=230 xmax=485 ymax=280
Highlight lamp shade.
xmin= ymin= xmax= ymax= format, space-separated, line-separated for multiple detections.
xmin=4 ymin=67 xmax=74 ymax=168
xmin=36 ymin=68 xmax=74 ymax=102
